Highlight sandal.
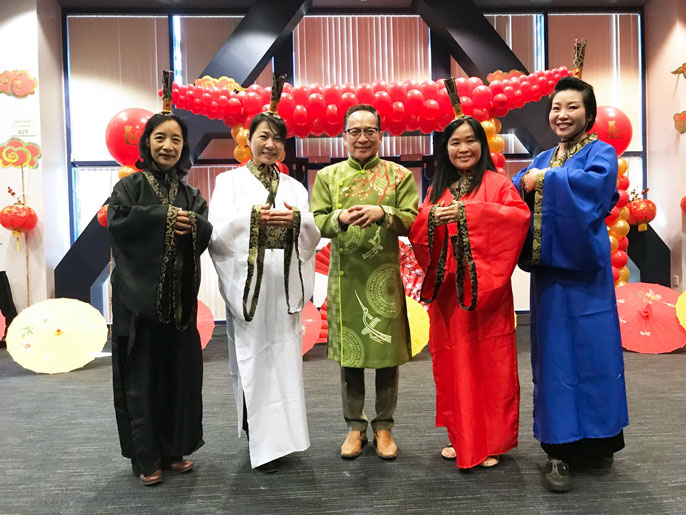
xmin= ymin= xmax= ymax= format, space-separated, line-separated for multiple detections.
xmin=441 ymin=445 xmax=456 ymax=460
xmin=479 ymin=456 xmax=500 ymax=468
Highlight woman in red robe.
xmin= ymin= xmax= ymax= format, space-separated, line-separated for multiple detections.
xmin=409 ymin=117 xmax=530 ymax=469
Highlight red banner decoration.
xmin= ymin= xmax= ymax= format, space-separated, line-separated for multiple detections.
xmin=674 ymin=111 xmax=686 ymax=135
xmin=0 ymin=138 xmax=41 ymax=169
xmin=0 ymin=70 xmax=37 ymax=98
xmin=167 ymin=67 xmax=573 ymax=138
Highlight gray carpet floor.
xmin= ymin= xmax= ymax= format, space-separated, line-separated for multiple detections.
xmin=2 ymin=324 xmax=686 ymax=514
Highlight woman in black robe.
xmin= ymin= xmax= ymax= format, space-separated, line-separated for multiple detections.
xmin=108 ymin=113 xmax=212 ymax=486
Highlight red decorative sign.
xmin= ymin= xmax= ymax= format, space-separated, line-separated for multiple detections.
xmin=0 ymin=70 xmax=37 ymax=98
xmin=0 ymin=138 xmax=41 ymax=169
xmin=674 ymin=111 xmax=686 ymax=134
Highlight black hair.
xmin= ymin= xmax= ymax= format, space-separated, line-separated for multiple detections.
xmin=248 ymin=112 xmax=287 ymax=142
xmin=429 ymin=117 xmax=495 ymax=204
xmin=344 ymin=104 xmax=381 ymax=130
xmin=547 ymin=76 xmax=597 ymax=131
xmin=135 ymin=113 xmax=192 ymax=176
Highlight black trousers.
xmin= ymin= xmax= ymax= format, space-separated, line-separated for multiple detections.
xmin=0 ymin=271 xmax=17 ymax=343
xmin=542 ymin=430 xmax=625 ymax=464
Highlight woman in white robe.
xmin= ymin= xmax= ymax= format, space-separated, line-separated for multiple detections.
xmin=209 ymin=112 xmax=320 ymax=472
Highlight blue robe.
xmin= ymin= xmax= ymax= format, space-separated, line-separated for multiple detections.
xmin=512 ymin=138 xmax=629 ymax=445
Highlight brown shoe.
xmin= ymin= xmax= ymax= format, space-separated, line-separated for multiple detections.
xmin=139 ymin=468 xmax=163 ymax=486
xmin=374 ymin=430 xmax=397 ymax=460
xmin=340 ymin=430 xmax=367 ymax=459
xmin=164 ymin=459 xmax=193 ymax=474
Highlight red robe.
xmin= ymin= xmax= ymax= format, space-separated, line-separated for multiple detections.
xmin=409 ymin=170 xmax=530 ymax=468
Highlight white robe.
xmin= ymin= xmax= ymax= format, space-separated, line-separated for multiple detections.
xmin=208 ymin=166 xmax=320 ymax=467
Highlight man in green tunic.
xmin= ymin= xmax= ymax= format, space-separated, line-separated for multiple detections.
xmin=311 ymin=104 xmax=418 ymax=460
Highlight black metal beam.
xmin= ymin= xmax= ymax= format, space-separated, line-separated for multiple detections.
xmin=627 ymin=225 xmax=671 ymax=287
xmin=414 ymin=0 xmax=557 ymax=154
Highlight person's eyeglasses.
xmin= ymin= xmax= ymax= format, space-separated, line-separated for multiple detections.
xmin=344 ymin=127 xmax=380 ymax=138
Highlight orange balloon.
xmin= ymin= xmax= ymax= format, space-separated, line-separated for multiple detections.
xmin=610 ymin=219 xmax=630 ymax=239
xmin=618 ymin=206 xmax=630 ymax=221
xmin=118 ymin=165 xmax=137 ymax=180
xmin=492 ymin=117 xmax=502 ymax=133
xmin=615 ymin=280 xmax=627 ymax=288
xmin=488 ymin=134 xmax=505 ymax=154
xmin=278 ymin=148 xmax=286 ymax=162
xmin=231 ymin=124 xmax=243 ymax=140
xmin=481 ymin=120 xmax=496 ymax=140
xmin=617 ymin=158 xmax=628 ymax=176
xmin=609 ymin=234 xmax=618 ymax=253
xmin=233 ymin=145 xmax=251 ymax=164
xmin=235 ymin=127 xmax=249 ymax=147
xmin=618 ymin=266 xmax=630 ymax=282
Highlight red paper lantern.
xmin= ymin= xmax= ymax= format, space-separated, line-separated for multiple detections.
xmin=681 ymin=195 xmax=686 ymax=213
xmin=97 ymin=205 xmax=108 ymax=228
xmin=627 ymin=198 xmax=656 ymax=232
xmin=0 ymin=203 xmax=38 ymax=238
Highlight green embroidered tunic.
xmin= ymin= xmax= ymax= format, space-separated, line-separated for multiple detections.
xmin=311 ymin=155 xmax=419 ymax=368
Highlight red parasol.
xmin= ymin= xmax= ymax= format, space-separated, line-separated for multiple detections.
xmin=615 ymin=282 xmax=686 ymax=354
xmin=399 ymin=240 xmax=425 ymax=302
xmin=301 ymin=301 xmax=322 ymax=355
xmin=197 ymin=300 xmax=215 ymax=350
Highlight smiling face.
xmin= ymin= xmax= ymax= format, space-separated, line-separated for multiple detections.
xmin=343 ymin=109 xmax=382 ymax=164
xmin=549 ymin=89 xmax=588 ymax=141
xmin=148 ymin=119 xmax=183 ymax=171
xmin=447 ymin=123 xmax=482 ymax=172
xmin=249 ymin=121 xmax=285 ymax=166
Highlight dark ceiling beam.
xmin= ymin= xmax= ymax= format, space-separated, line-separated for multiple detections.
xmin=182 ymin=0 xmax=311 ymax=161
xmin=415 ymin=0 xmax=557 ymax=154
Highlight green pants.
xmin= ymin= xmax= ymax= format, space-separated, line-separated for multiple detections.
xmin=340 ymin=366 xmax=399 ymax=432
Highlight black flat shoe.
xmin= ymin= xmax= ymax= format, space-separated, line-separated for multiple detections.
xmin=256 ymin=460 xmax=278 ymax=474
xmin=544 ymin=458 xmax=571 ymax=493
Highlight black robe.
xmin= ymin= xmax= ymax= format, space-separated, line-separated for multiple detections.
xmin=108 ymin=168 xmax=212 ymax=476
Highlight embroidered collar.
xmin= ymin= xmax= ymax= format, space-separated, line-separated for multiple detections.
xmin=549 ymin=132 xmax=598 ymax=168
xmin=347 ymin=154 xmax=380 ymax=171
xmin=247 ymin=160 xmax=280 ymax=207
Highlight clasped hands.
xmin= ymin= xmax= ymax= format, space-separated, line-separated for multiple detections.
xmin=259 ymin=201 xmax=295 ymax=228
xmin=521 ymin=168 xmax=548 ymax=193
xmin=174 ymin=209 xmax=192 ymax=236
xmin=338 ymin=205 xmax=385 ymax=230
xmin=433 ymin=200 xmax=463 ymax=226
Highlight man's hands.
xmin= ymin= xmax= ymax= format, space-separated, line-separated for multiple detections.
xmin=260 ymin=201 xmax=295 ymax=228
xmin=338 ymin=205 xmax=385 ymax=229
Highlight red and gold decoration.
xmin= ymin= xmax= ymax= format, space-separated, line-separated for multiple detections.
xmin=674 ymin=111 xmax=686 ymax=135
xmin=166 ymin=67 xmax=573 ymax=139
xmin=0 ymin=137 xmax=41 ymax=169
xmin=589 ymin=106 xmax=633 ymax=157
xmin=626 ymin=192 xmax=656 ymax=232
xmin=105 ymin=108 xmax=154 ymax=172
xmin=0 ymin=70 xmax=37 ymax=98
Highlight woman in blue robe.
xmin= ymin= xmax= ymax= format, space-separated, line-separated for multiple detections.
xmin=512 ymin=76 xmax=628 ymax=493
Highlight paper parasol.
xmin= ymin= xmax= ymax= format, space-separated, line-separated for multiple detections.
xmin=6 ymin=298 xmax=108 ymax=374
xmin=302 ymin=301 xmax=322 ymax=355
xmin=674 ymin=290 xmax=686 ymax=334
xmin=406 ymin=296 xmax=430 ymax=356
xmin=616 ymin=282 xmax=686 ymax=354
xmin=399 ymin=241 xmax=425 ymax=302
xmin=197 ymin=300 xmax=215 ymax=350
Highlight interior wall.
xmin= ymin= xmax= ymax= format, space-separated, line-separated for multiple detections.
xmin=644 ymin=0 xmax=686 ymax=289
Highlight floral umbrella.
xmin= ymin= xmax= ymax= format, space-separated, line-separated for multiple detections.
xmin=6 ymin=298 xmax=108 ymax=374
xmin=615 ymin=282 xmax=686 ymax=354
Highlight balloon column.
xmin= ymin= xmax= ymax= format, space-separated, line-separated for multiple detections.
xmin=167 ymin=67 xmax=573 ymax=139
xmin=593 ymin=107 xmax=633 ymax=287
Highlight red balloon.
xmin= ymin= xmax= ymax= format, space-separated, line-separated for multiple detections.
xmin=612 ymin=266 xmax=620 ymax=282
xmin=310 ymin=117 xmax=326 ymax=136
xmin=437 ymin=89 xmax=451 ymax=111
xmin=419 ymin=117 xmax=436 ymax=134
xmin=243 ymin=91 xmax=262 ymax=114
xmin=309 ymin=83 xmax=323 ymax=96
xmin=390 ymin=101 xmax=406 ymax=122
xmin=605 ymin=206 xmax=620 ymax=225
xmin=294 ymin=123 xmax=310 ymax=138
xmin=471 ymin=85 xmax=493 ymax=109
xmin=467 ymin=76 xmax=484 ymax=92
xmin=617 ymin=174 xmax=630 ymax=191
xmin=471 ymin=107 xmax=489 ymax=122
xmin=293 ymin=105 xmax=308 ymax=125
xmin=373 ymin=90 xmax=393 ymax=117
xmin=226 ymin=96 xmax=243 ymax=117
xmin=405 ymin=89 xmax=425 ymax=115
xmin=277 ymin=92 xmax=295 ymax=119
xmin=588 ymin=106 xmax=633 ymax=157
xmin=611 ymin=250 xmax=628 ymax=269
xmin=422 ymin=99 xmax=440 ymax=121
xmin=323 ymin=84 xmax=341 ymax=106
xmin=459 ymin=96 xmax=474 ymax=116
xmin=618 ymin=236 xmax=629 ymax=251
xmin=324 ymin=104 xmax=339 ymax=126
xmin=388 ymin=82 xmax=407 ymax=103
xmin=308 ymin=93 xmax=326 ymax=120
xmin=339 ymin=91 xmax=358 ymax=114
xmin=105 ymin=108 xmax=154 ymax=167
xmin=489 ymin=80 xmax=504 ymax=96
xmin=496 ymin=167 xmax=507 ymax=175
xmin=292 ymin=85 xmax=310 ymax=106
xmin=681 ymin=195 xmax=686 ymax=213
xmin=386 ymin=120 xmax=405 ymax=136
xmin=490 ymin=152 xmax=506 ymax=169
xmin=616 ymin=190 xmax=629 ymax=209
xmin=357 ymin=83 xmax=375 ymax=104
xmin=276 ymin=161 xmax=289 ymax=175
xmin=455 ymin=78 xmax=470 ymax=97
xmin=420 ymin=80 xmax=439 ymax=100
xmin=372 ymin=80 xmax=388 ymax=93
xmin=406 ymin=113 xmax=421 ymax=131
